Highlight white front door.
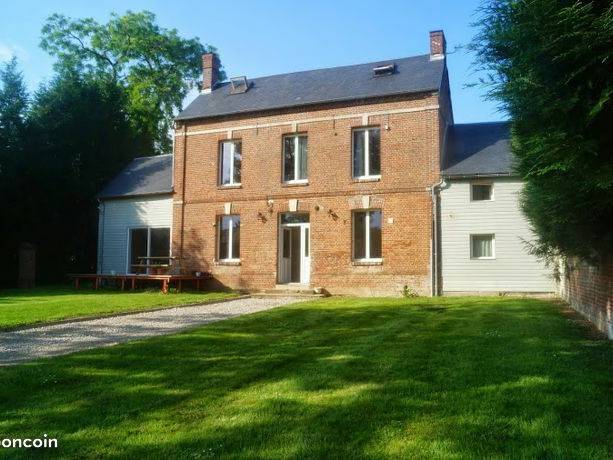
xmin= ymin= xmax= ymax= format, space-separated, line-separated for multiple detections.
xmin=299 ymin=224 xmax=310 ymax=284
xmin=278 ymin=215 xmax=310 ymax=285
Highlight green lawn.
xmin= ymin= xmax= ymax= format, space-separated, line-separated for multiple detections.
xmin=0 ymin=286 xmax=237 ymax=330
xmin=0 ymin=296 xmax=611 ymax=458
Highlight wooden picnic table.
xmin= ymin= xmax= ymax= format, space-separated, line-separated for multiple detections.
xmin=132 ymin=256 xmax=177 ymax=275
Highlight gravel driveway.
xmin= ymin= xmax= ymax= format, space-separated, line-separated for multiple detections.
xmin=0 ymin=297 xmax=298 ymax=365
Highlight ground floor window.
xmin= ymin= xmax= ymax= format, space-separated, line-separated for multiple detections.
xmin=128 ymin=227 xmax=170 ymax=273
xmin=352 ymin=210 xmax=382 ymax=261
xmin=470 ymin=234 xmax=495 ymax=259
xmin=218 ymin=215 xmax=240 ymax=261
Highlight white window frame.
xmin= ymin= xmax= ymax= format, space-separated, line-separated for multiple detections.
xmin=352 ymin=210 xmax=383 ymax=262
xmin=470 ymin=182 xmax=494 ymax=201
xmin=470 ymin=233 xmax=496 ymax=260
xmin=219 ymin=140 xmax=241 ymax=186
xmin=352 ymin=127 xmax=381 ymax=180
xmin=283 ymin=134 xmax=308 ymax=184
xmin=126 ymin=226 xmax=171 ymax=274
xmin=218 ymin=215 xmax=240 ymax=262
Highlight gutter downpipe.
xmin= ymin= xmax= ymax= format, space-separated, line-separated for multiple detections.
xmin=179 ymin=123 xmax=188 ymax=271
xmin=430 ymin=177 xmax=445 ymax=296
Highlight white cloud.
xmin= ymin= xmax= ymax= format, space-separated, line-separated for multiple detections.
xmin=0 ymin=42 xmax=28 ymax=62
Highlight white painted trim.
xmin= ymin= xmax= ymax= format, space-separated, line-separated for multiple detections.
xmin=175 ymin=105 xmax=440 ymax=137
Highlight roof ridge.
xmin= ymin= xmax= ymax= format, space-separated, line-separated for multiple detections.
xmin=225 ymin=54 xmax=431 ymax=83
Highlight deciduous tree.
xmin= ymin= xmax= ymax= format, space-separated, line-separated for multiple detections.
xmin=41 ymin=10 xmax=222 ymax=153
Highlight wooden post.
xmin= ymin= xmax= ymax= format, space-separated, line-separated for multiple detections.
xmin=131 ymin=277 xmax=136 ymax=290
xmin=75 ymin=277 xmax=80 ymax=289
xmin=94 ymin=276 xmax=100 ymax=290
xmin=18 ymin=243 xmax=36 ymax=289
xmin=120 ymin=278 xmax=125 ymax=291
xmin=162 ymin=279 xmax=169 ymax=294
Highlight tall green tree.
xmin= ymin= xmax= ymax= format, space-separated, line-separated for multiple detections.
xmin=0 ymin=57 xmax=28 ymax=162
xmin=23 ymin=75 xmax=141 ymax=280
xmin=40 ymin=10 xmax=221 ymax=153
xmin=0 ymin=57 xmax=30 ymax=285
xmin=471 ymin=0 xmax=613 ymax=261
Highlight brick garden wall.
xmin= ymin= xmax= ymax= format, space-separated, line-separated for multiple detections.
xmin=172 ymin=91 xmax=449 ymax=295
xmin=559 ymin=257 xmax=613 ymax=339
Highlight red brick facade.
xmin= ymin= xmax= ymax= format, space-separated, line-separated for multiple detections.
xmin=559 ymin=257 xmax=613 ymax=338
xmin=172 ymin=87 xmax=450 ymax=295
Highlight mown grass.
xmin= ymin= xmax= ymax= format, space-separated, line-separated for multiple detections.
xmin=0 ymin=296 xmax=611 ymax=458
xmin=0 ymin=286 xmax=237 ymax=330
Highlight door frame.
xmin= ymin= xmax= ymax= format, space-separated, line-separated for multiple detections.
xmin=277 ymin=218 xmax=311 ymax=285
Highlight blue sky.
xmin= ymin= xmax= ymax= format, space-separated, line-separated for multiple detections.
xmin=0 ymin=0 xmax=504 ymax=123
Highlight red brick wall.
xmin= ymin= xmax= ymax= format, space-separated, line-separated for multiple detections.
xmin=173 ymin=92 xmax=446 ymax=295
xmin=560 ymin=257 xmax=613 ymax=339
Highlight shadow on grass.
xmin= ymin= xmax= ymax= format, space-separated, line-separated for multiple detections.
xmin=0 ymin=297 xmax=611 ymax=458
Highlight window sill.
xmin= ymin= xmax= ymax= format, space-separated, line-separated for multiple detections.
xmin=353 ymin=176 xmax=381 ymax=183
xmin=352 ymin=259 xmax=383 ymax=266
xmin=281 ymin=180 xmax=309 ymax=187
xmin=470 ymin=257 xmax=496 ymax=260
xmin=216 ymin=260 xmax=241 ymax=266
xmin=218 ymin=184 xmax=242 ymax=190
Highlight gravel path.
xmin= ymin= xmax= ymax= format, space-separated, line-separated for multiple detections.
xmin=0 ymin=297 xmax=298 ymax=365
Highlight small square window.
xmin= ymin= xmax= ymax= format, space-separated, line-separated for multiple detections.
xmin=471 ymin=183 xmax=493 ymax=201
xmin=471 ymin=234 xmax=495 ymax=259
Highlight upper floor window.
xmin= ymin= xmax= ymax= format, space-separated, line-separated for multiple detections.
xmin=353 ymin=127 xmax=381 ymax=179
xmin=219 ymin=140 xmax=242 ymax=186
xmin=283 ymin=135 xmax=308 ymax=183
xmin=471 ymin=183 xmax=493 ymax=201
xmin=218 ymin=215 xmax=240 ymax=261
xmin=353 ymin=210 xmax=382 ymax=261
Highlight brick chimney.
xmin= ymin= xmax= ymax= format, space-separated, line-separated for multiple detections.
xmin=429 ymin=30 xmax=446 ymax=60
xmin=202 ymin=53 xmax=220 ymax=93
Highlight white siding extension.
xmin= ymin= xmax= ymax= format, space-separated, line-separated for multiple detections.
xmin=97 ymin=195 xmax=173 ymax=274
xmin=440 ymin=178 xmax=554 ymax=293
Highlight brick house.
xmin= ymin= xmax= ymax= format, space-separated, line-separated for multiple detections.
xmin=97 ymin=30 xmax=554 ymax=296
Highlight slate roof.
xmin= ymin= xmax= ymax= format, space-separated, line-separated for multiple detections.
xmin=176 ymin=54 xmax=445 ymax=120
xmin=442 ymin=122 xmax=515 ymax=177
xmin=97 ymin=155 xmax=173 ymax=199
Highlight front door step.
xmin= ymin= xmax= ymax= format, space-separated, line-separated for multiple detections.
xmin=250 ymin=285 xmax=327 ymax=298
